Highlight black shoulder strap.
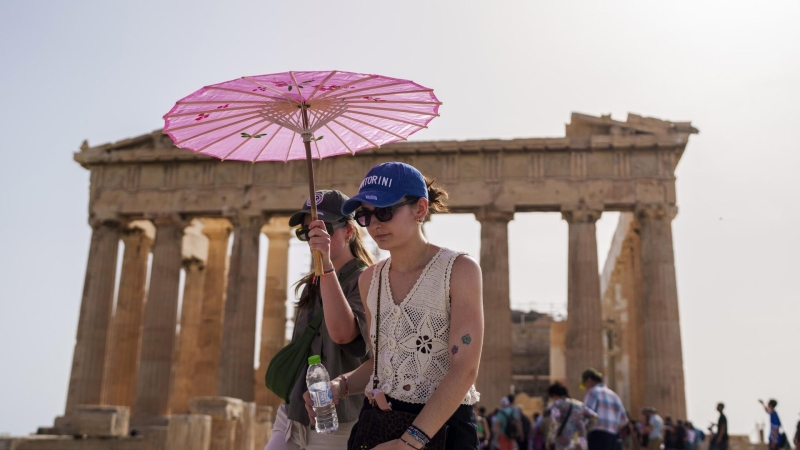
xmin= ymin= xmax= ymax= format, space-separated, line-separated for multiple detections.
xmin=557 ymin=401 xmax=574 ymax=438
xmin=371 ymin=261 xmax=386 ymax=390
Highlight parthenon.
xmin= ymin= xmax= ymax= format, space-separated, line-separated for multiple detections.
xmin=2 ymin=112 xmax=697 ymax=450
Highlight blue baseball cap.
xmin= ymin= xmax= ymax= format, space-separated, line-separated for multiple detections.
xmin=341 ymin=162 xmax=428 ymax=215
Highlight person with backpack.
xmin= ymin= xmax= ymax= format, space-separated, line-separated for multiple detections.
xmin=264 ymin=190 xmax=374 ymax=450
xmin=759 ymin=399 xmax=787 ymax=450
xmin=475 ymin=405 xmax=492 ymax=450
xmin=547 ymin=381 xmax=598 ymax=450
xmin=507 ymin=394 xmax=531 ymax=450
xmin=493 ymin=397 xmax=523 ymax=450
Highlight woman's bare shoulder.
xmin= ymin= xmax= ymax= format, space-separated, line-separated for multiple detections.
xmin=358 ymin=262 xmax=381 ymax=291
xmin=451 ymin=253 xmax=481 ymax=277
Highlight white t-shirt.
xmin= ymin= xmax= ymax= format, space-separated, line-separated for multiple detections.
xmin=649 ymin=414 xmax=664 ymax=440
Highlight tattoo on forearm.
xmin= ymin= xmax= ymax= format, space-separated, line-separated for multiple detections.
xmin=461 ymin=334 xmax=472 ymax=345
xmin=451 ymin=345 xmax=459 ymax=355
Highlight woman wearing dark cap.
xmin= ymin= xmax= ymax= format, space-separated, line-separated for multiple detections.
xmin=303 ymin=162 xmax=484 ymax=450
xmin=265 ymin=190 xmax=374 ymax=450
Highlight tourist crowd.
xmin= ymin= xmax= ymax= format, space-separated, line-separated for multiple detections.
xmin=473 ymin=372 xmax=798 ymax=450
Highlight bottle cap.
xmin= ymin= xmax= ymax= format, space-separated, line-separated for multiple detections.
xmin=308 ymin=355 xmax=321 ymax=365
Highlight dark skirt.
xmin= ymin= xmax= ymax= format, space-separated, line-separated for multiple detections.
xmin=348 ymin=396 xmax=479 ymax=450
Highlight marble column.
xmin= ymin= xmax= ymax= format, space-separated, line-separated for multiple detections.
xmin=133 ymin=215 xmax=186 ymax=423
xmin=256 ymin=217 xmax=292 ymax=407
xmin=637 ymin=204 xmax=686 ymax=418
xmin=170 ymin=257 xmax=207 ymax=414
xmin=65 ymin=217 xmax=124 ymax=414
xmin=218 ymin=214 xmax=263 ymax=401
xmin=562 ymin=208 xmax=604 ymax=397
xmin=103 ymin=222 xmax=154 ymax=408
xmin=475 ymin=207 xmax=513 ymax=407
xmin=194 ymin=219 xmax=232 ymax=398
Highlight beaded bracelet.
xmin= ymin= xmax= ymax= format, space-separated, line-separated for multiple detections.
xmin=338 ymin=374 xmax=350 ymax=399
xmin=400 ymin=437 xmax=424 ymax=449
xmin=405 ymin=426 xmax=430 ymax=446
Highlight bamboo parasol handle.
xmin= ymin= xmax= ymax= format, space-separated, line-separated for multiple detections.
xmin=301 ymin=108 xmax=324 ymax=277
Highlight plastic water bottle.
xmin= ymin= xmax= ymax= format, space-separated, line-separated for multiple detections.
xmin=306 ymin=355 xmax=339 ymax=433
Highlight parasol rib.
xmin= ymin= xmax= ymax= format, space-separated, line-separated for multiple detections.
xmin=165 ymin=105 xmax=262 ymax=118
xmin=307 ymin=107 xmax=355 ymax=156
xmin=175 ymin=115 xmax=264 ymax=145
xmin=345 ymin=100 xmax=442 ymax=105
xmin=334 ymin=88 xmax=434 ymax=101
xmin=316 ymin=75 xmax=379 ymax=99
xmin=221 ymin=122 xmax=274 ymax=161
xmin=313 ymin=138 xmax=322 ymax=160
xmin=321 ymin=81 xmax=407 ymax=100
xmin=242 ymin=77 xmax=302 ymax=105
xmin=177 ymin=100 xmax=267 ymax=105
xmin=165 ymin=111 xmax=263 ymax=132
xmin=305 ymin=70 xmax=338 ymax=102
xmin=206 ymin=86 xmax=279 ymax=100
xmin=347 ymin=104 xmax=440 ymax=116
xmin=195 ymin=118 xmax=268 ymax=153
xmin=288 ymin=72 xmax=306 ymax=103
xmin=306 ymin=100 xmax=348 ymax=132
xmin=252 ymin=124 xmax=282 ymax=162
xmin=331 ymin=119 xmax=379 ymax=148
xmin=322 ymin=123 xmax=354 ymax=155
xmin=284 ymin=131 xmax=297 ymax=163
xmin=344 ymin=110 xmax=428 ymax=128
xmin=340 ymin=115 xmax=409 ymax=141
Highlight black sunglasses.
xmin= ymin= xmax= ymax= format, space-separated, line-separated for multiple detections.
xmin=354 ymin=198 xmax=418 ymax=227
xmin=295 ymin=220 xmax=348 ymax=242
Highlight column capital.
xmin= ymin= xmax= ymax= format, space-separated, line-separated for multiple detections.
xmin=148 ymin=213 xmax=191 ymax=229
xmin=200 ymin=218 xmax=233 ymax=241
xmin=635 ymin=203 xmax=678 ymax=221
xmin=224 ymin=209 xmax=266 ymax=229
xmin=561 ymin=207 xmax=603 ymax=224
xmin=120 ymin=225 xmax=152 ymax=244
xmin=127 ymin=220 xmax=156 ymax=241
xmin=182 ymin=257 xmax=205 ymax=272
xmin=88 ymin=214 xmax=127 ymax=230
xmin=261 ymin=216 xmax=292 ymax=241
xmin=474 ymin=206 xmax=515 ymax=223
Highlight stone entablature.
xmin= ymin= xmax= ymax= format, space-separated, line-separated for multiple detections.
xmin=75 ymin=113 xmax=696 ymax=220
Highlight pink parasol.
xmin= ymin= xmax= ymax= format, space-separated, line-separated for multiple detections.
xmin=163 ymin=70 xmax=440 ymax=275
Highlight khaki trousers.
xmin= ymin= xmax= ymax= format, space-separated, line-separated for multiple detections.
xmin=265 ymin=404 xmax=355 ymax=450
xmin=647 ymin=438 xmax=663 ymax=450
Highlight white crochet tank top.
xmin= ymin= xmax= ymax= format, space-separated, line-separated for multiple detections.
xmin=367 ymin=247 xmax=480 ymax=405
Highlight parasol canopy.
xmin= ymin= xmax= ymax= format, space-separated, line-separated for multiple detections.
xmin=163 ymin=70 xmax=441 ymax=162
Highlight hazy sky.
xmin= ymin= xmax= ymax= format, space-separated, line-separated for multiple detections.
xmin=1 ymin=0 xmax=799 ymax=438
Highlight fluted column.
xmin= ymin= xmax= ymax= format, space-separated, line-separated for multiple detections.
xmin=65 ymin=217 xmax=124 ymax=414
xmin=475 ymin=207 xmax=513 ymax=407
xmin=256 ymin=217 xmax=292 ymax=407
xmin=637 ymin=204 xmax=686 ymax=418
xmin=562 ymin=207 xmax=604 ymax=397
xmin=103 ymin=222 xmax=154 ymax=408
xmin=133 ymin=215 xmax=186 ymax=424
xmin=194 ymin=219 xmax=232 ymax=397
xmin=218 ymin=213 xmax=263 ymax=401
xmin=170 ymin=257 xmax=207 ymax=413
